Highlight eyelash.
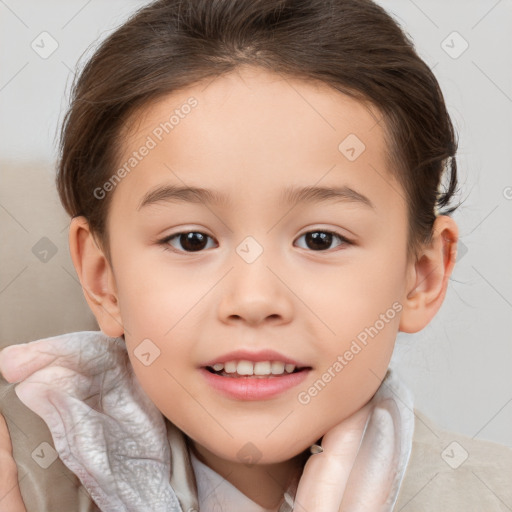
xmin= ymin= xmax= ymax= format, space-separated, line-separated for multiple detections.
xmin=157 ymin=229 xmax=354 ymax=254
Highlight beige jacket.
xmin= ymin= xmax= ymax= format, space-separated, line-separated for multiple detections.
xmin=1 ymin=375 xmax=511 ymax=511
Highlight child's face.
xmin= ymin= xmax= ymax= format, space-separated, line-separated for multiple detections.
xmin=105 ymin=65 xmax=416 ymax=464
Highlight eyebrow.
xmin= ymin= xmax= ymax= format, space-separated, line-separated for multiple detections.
xmin=280 ymin=184 xmax=375 ymax=210
xmin=137 ymin=184 xmax=375 ymax=210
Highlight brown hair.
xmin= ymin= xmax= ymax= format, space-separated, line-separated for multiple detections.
xmin=56 ymin=0 xmax=461 ymax=264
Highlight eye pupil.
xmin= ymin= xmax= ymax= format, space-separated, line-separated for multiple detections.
xmin=306 ymin=231 xmax=333 ymax=250
xmin=181 ymin=232 xmax=208 ymax=251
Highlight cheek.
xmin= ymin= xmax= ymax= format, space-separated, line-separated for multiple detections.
xmin=300 ymin=254 xmax=405 ymax=337
xmin=302 ymin=259 xmax=402 ymax=402
xmin=114 ymin=256 xmax=203 ymax=335
xmin=298 ymin=321 xmax=397 ymax=431
xmin=124 ymin=323 xmax=200 ymax=414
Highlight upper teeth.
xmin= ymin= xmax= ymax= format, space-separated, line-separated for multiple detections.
xmin=210 ymin=360 xmax=297 ymax=376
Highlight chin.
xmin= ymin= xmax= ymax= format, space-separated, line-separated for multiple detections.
xmin=228 ymin=440 xmax=311 ymax=466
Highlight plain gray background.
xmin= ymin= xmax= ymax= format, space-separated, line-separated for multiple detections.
xmin=0 ymin=0 xmax=511 ymax=447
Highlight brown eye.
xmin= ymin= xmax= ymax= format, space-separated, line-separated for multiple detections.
xmin=162 ymin=232 xmax=216 ymax=252
xmin=295 ymin=231 xmax=351 ymax=251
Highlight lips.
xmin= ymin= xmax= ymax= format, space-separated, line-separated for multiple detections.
xmin=199 ymin=366 xmax=311 ymax=400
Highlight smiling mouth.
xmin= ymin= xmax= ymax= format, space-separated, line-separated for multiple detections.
xmin=204 ymin=366 xmax=310 ymax=378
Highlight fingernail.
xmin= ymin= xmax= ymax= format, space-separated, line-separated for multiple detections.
xmin=310 ymin=443 xmax=323 ymax=454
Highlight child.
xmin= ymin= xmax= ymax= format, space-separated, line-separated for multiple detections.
xmin=0 ymin=0 xmax=511 ymax=510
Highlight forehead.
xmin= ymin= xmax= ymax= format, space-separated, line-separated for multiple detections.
xmin=111 ymin=66 xmax=402 ymax=214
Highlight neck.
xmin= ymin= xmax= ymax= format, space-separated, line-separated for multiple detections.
xmin=187 ymin=438 xmax=311 ymax=510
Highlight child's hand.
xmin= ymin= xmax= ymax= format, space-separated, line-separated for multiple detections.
xmin=292 ymin=402 xmax=375 ymax=512
xmin=0 ymin=413 xmax=27 ymax=512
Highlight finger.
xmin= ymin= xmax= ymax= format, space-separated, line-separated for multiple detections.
xmin=293 ymin=403 xmax=373 ymax=512
xmin=0 ymin=413 xmax=27 ymax=512
xmin=338 ymin=405 xmax=398 ymax=511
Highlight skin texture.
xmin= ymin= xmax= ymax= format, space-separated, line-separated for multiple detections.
xmin=0 ymin=413 xmax=26 ymax=512
xmin=61 ymin=66 xmax=459 ymax=509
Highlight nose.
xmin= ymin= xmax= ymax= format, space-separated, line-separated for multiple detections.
xmin=216 ymin=247 xmax=294 ymax=327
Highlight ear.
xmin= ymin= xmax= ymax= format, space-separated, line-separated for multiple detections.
xmin=68 ymin=216 xmax=124 ymax=338
xmin=399 ymin=215 xmax=458 ymax=333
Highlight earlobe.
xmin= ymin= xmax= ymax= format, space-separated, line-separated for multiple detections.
xmin=68 ymin=216 xmax=124 ymax=338
xmin=399 ymin=215 xmax=458 ymax=333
